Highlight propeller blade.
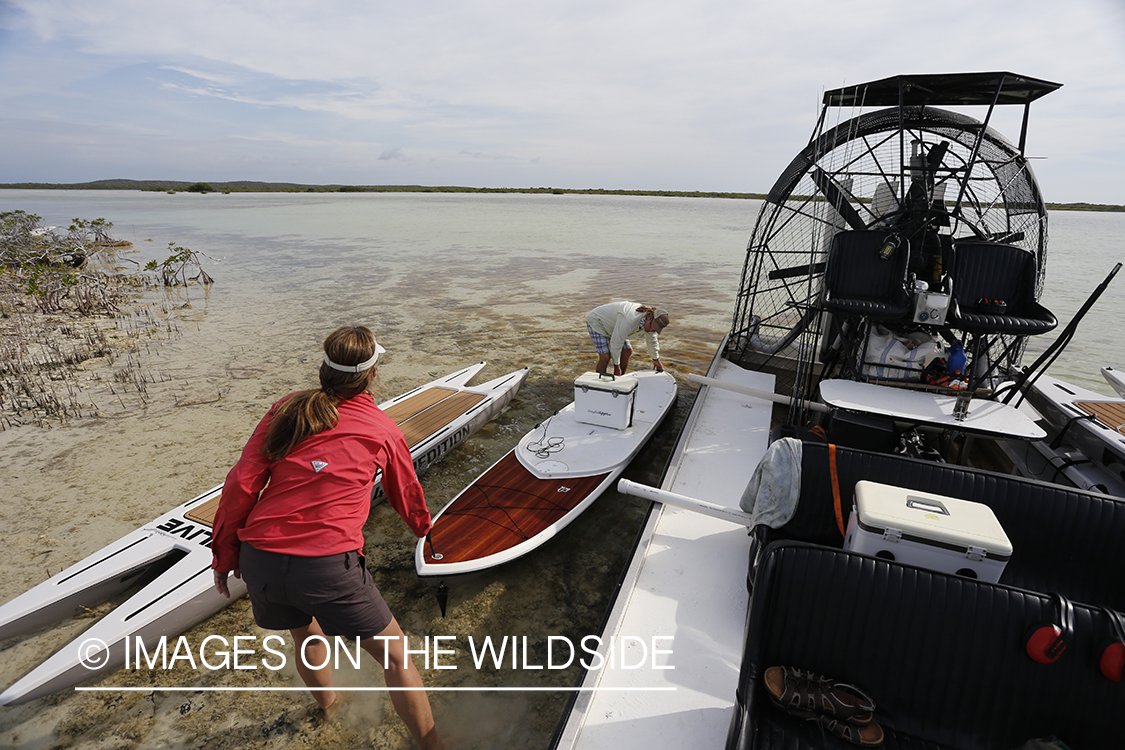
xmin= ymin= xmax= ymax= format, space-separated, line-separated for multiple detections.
xmin=811 ymin=168 xmax=866 ymax=231
xmin=926 ymin=140 xmax=950 ymax=170
xmin=767 ymin=262 xmax=826 ymax=280
xmin=908 ymin=140 xmax=951 ymax=195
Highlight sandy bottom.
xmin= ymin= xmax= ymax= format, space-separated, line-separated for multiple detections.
xmin=0 ymin=253 xmax=723 ymax=749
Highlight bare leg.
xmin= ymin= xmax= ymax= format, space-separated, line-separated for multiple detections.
xmin=362 ymin=617 xmax=443 ymax=750
xmin=619 ymin=345 xmax=633 ymax=374
xmin=290 ymin=619 xmax=339 ymax=713
xmin=595 ymin=352 xmax=612 ymax=374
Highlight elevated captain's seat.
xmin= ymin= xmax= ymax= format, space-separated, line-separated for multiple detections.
xmin=948 ymin=241 xmax=1056 ymax=336
xmin=822 ymin=230 xmax=912 ymax=320
xmin=949 ymin=240 xmax=1056 ymax=390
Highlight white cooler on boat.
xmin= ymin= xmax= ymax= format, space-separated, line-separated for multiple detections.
xmin=843 ymin=480 xmax=1012 ymax=582
xmin=574 ymin=372 xmax=637 ymax=429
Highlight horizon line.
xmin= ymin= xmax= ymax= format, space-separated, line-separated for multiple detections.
xmin=1 ymin=181 xmax=1120 ymax=209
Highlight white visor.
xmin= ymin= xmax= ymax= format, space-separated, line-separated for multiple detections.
xmin=323 ymin=341 xmax=386 ymax=372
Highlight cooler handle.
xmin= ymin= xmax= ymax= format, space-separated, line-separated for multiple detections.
xmin=906 ymin=496 xmax=949 ymax=515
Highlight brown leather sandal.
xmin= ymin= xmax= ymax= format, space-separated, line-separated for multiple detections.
xmin=763 ymin=665 xmax=876 ymax=725
xmin=803 ymin=711 xmax=884 ymax=747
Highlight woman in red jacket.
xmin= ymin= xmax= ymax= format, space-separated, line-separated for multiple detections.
xmin=212 ymin=325 xmax=443 ymax=749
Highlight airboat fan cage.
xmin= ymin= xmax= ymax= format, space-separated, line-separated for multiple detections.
xmin=727 ymin=74 xmax=1060 ymax=421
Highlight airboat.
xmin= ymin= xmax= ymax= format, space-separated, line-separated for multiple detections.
xmin=728 ymin=73 xmax=1068 ymax=450
xmin=553 ymin=72 xmax=1125 ymax=750
xmin=723 ymin=69 xmax=1122 ymax=487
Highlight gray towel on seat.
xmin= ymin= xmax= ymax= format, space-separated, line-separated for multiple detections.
xmin=739 ymin=437 xmax=802 ymax=528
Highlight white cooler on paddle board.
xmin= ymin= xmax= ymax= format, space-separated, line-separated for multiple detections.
xmin=574 ymin=372 xmax=637 ymax=429
xmin=843 ymin=480 xmax=1012 ymax=582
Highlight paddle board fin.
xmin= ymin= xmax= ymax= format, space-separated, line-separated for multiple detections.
xmin=436 ymin=583 xmax=450 ymax=618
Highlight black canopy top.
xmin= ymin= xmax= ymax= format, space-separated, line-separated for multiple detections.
xmin=823 ymin=72 xmax=1062 ymax=108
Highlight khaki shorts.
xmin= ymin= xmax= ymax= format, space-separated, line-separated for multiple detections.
xmin=239 ymin=542 xmax=393 ymax=638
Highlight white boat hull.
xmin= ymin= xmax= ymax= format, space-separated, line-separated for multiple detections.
xmin=554 ymin=343 xmax=774 ymax=750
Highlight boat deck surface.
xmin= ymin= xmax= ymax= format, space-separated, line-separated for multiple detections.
xmin=555 ymin=358 xmax=773 ymax=749
xmin=1076 ymin=400 xmax=1125 ymax=433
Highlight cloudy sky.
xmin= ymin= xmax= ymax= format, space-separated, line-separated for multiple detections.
xmin=1 ymin=0 xmax=1123 ymax=202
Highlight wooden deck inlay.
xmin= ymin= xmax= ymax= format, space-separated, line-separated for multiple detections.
xmin=184 ymin=495 xmax=221 ymax=527
xmin=395 ymin=391 xmax=487 ymax=448
xmin=381 ymin=387 xmax=460 ymax=425
xmin=423 ymin=452 xmax=610 ymax=565
xmin=1076 ymin=401 xmax=1125 ymax=434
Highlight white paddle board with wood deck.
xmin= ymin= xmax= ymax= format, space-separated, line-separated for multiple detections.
xmin=416 ymin=370 xmax=676 ymax=586
xmin=1102 ymin=366 xmax=1125 ymax=399
xmin=0 ymin=362 xmax=528 ymax=705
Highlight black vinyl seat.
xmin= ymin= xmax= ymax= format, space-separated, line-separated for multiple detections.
xmin=822 ymin=230 xmax=912 ymax=320
xmin=749 ymin=440 xmax=1125 ymax=611
xmin=949 ymin=240 xmax=1057 ymax=335
xmin=728 ymin=542 xmax=1124 ymax=750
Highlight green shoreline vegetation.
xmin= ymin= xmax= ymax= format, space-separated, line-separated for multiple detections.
xmin=0 ymin=179 xmax=769 ymax=201
xmin=1 ymin=209 xmax=214 ymax=426
xmin=1 ymin=179 xmax=1120 ymax=211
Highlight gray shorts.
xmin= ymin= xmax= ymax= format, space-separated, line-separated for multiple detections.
xmin=239 ymin=542 xmax=393 ymax=638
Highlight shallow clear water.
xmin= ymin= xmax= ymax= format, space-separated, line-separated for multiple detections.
xmin=0 ymin=189 xmax=1120 ymax=748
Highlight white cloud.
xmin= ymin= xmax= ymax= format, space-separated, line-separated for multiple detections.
xmin=0 ymin=0 xmax=1123 ymax=200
